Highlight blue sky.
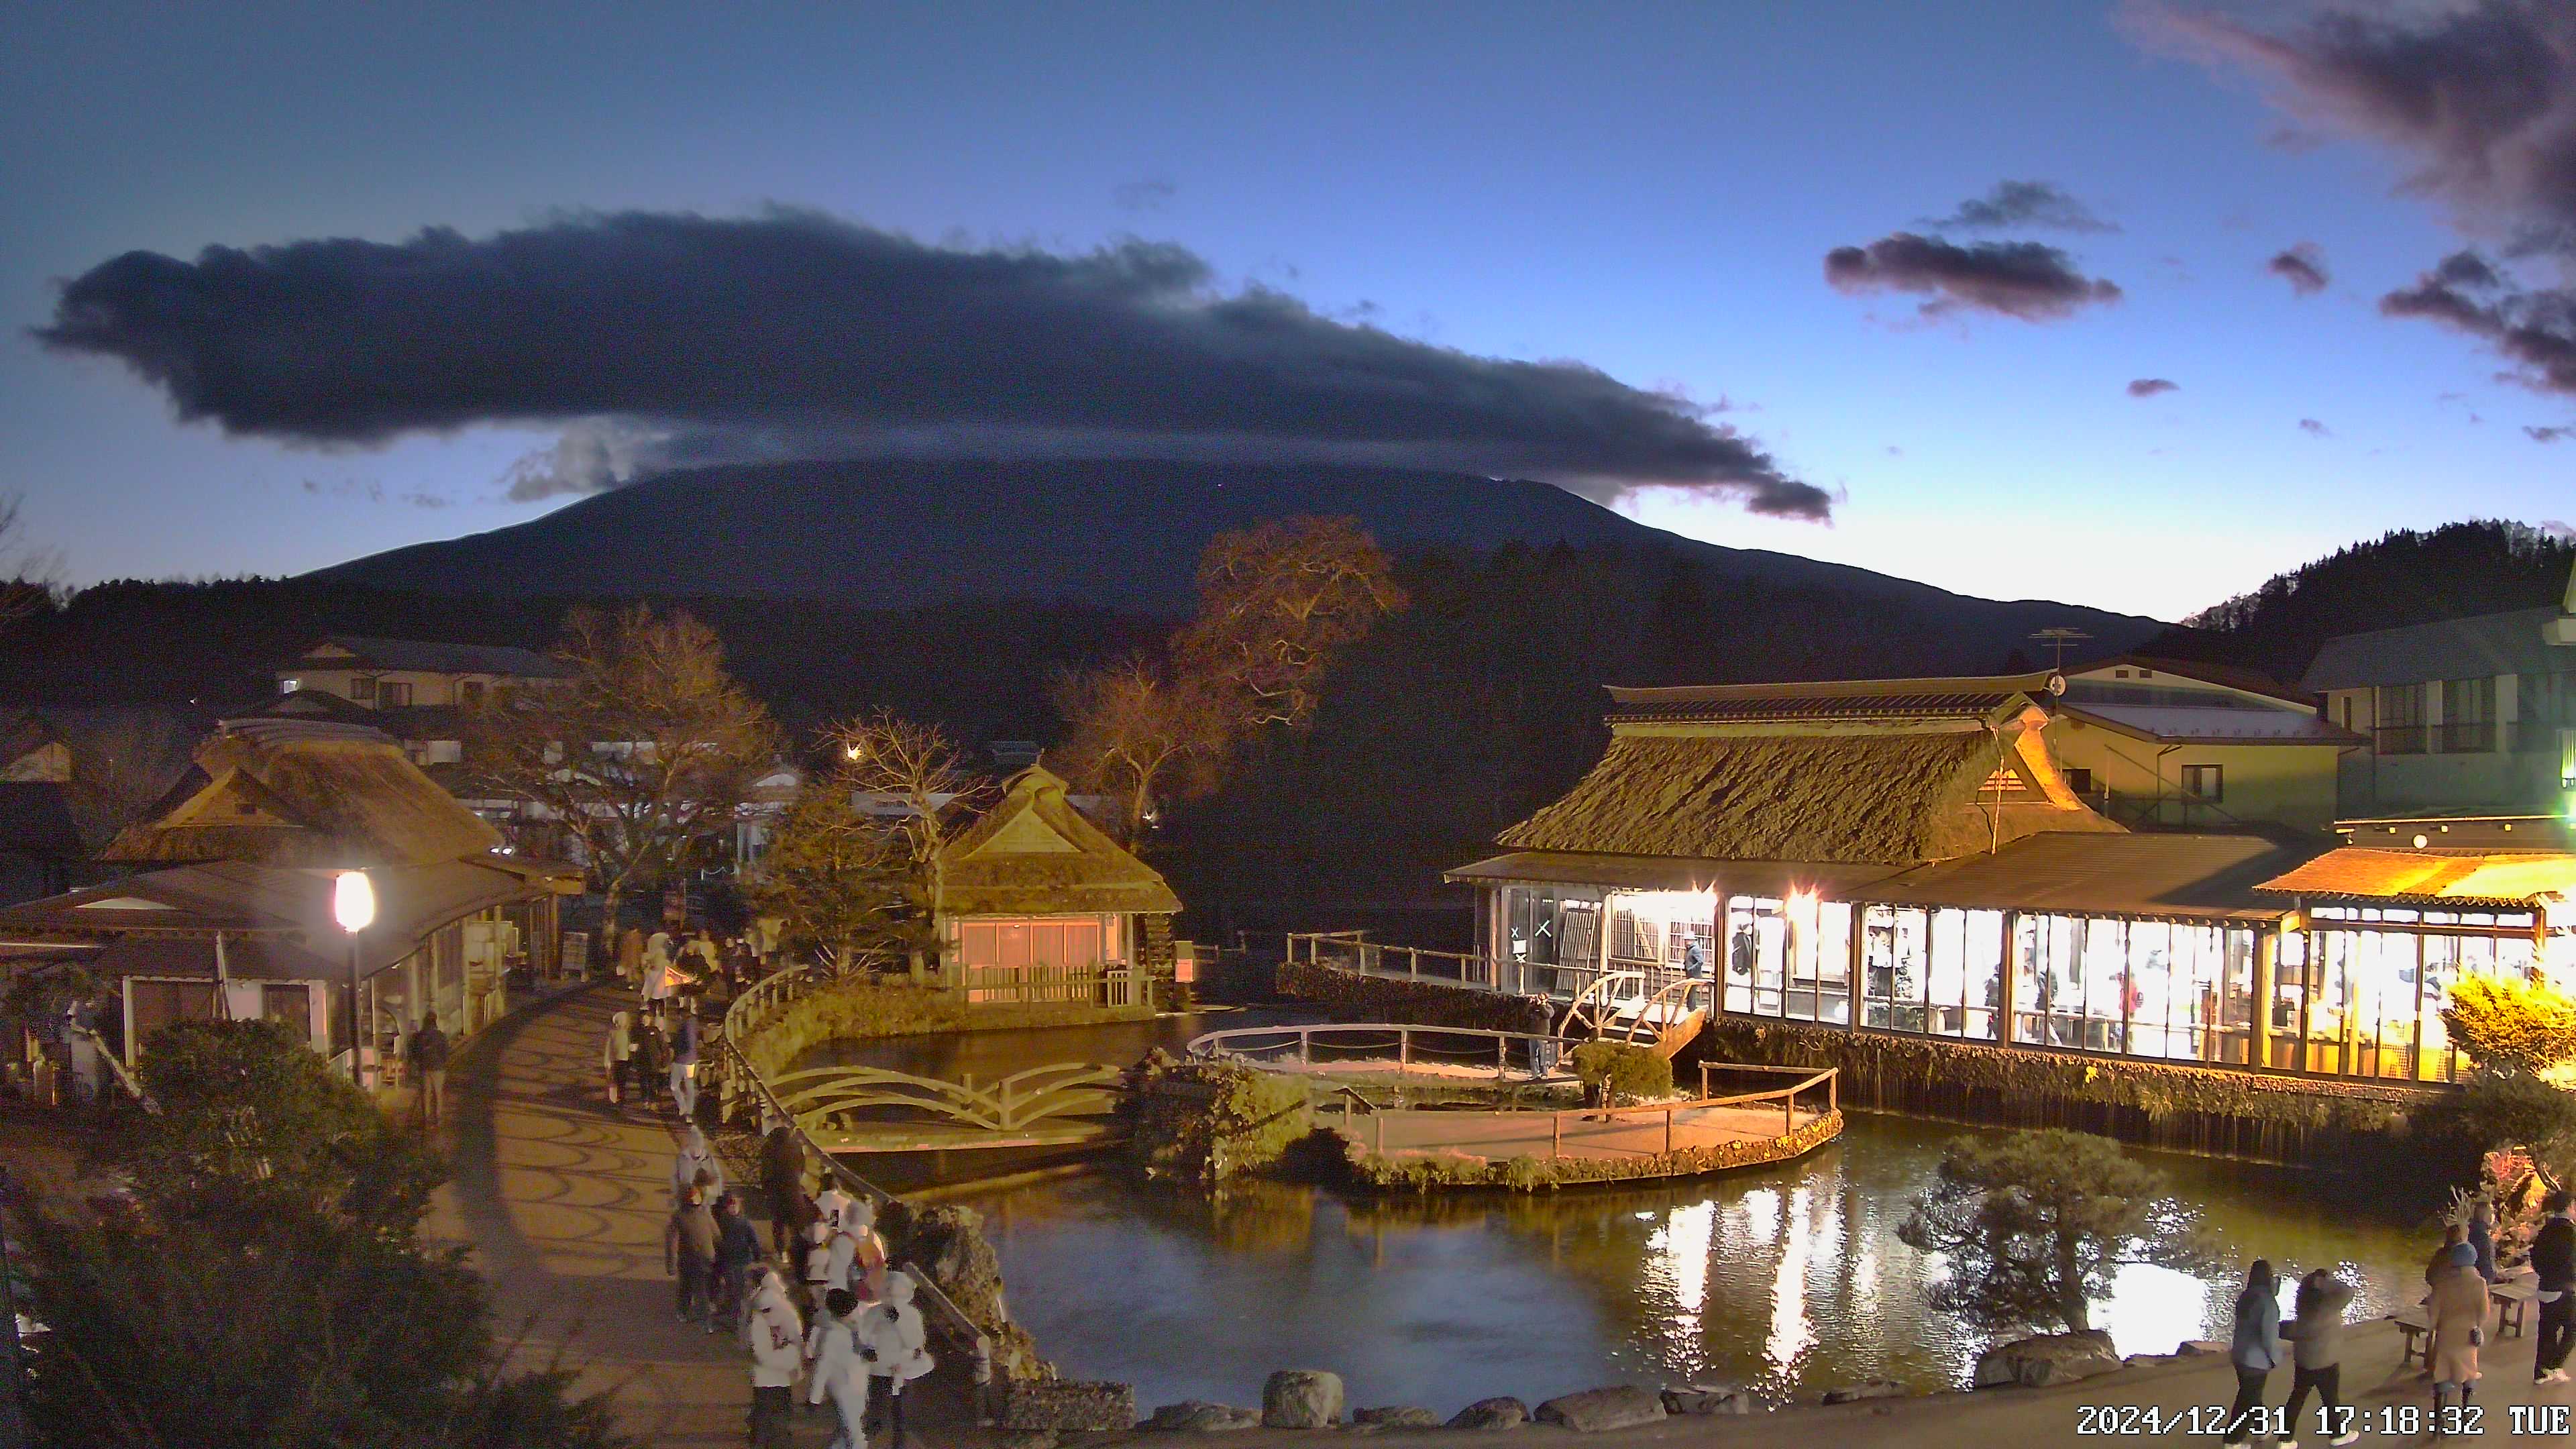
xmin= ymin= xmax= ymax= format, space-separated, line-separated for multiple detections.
xmin=3 ymin=1 xmax=2567 ymax=621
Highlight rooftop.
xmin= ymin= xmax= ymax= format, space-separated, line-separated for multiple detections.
xmin=2257 ymin=847 xmax=2576 ymax=906
xmin=1863 ymin=832 xmax=2322 ymax=922
xmin=290 ymin=634 xmax=570 ymax=680
xmin=2302 ymin=606 xmax=2570 ymax=692
xmin=1605 ymin=672 xmax=2059 ymax=727
xmin=2054 ymin=701 xmax=2365 ymax=746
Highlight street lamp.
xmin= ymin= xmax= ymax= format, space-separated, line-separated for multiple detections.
xmin=335 ymin=869 xmax=376 ymax=1086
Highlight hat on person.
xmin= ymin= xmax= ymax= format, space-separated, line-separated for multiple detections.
xmin=2449 ymin=1240 xmax=2478 ymax=1267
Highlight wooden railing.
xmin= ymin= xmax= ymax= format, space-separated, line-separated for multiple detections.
xmin=958 ymin=963 xmax=1146 ymax=1009
xmin=768 ymin=1061 xmax=1124 ymax=1144
xmin=1283 ymin=930 xmax=1619 ymax=1000
xmin=1186 ymin=1020 xmax=1564 ymax=1078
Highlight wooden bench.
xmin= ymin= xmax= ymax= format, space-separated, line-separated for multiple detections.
xmin=2492 ymin=1279 xmax=2536 ymax=1338
xmin=2394 ymin=1310 xmax=2432 ymax=1368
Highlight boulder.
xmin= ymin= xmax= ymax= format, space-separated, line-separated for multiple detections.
xmin=1532 ymin=1387 xmax=1667 ymax=1432
xmin=1353 ymin=1407 xmax=1441 ymax=1429
xmin=1262 ymin=1370 xmax=1346 ymax=1429
xmin=1972 ymin=1331 xmax=2123 ymax=1390
xmin=1003 ymin=1379 xmax=1140 ymax=1432
xmin=1660 ymin=1385 xmax=1754 ymax=1417
xmin=2174 ymin=1340 xmax=2225 ymax=1357
xmin=1819 ymin=1380 xmax=1907 ymax=1405
xmin=1445 ymin=1397 xmax=1529 ymax=1431
xmin=1145 ymin=1401 xmax=1263 ymax=1432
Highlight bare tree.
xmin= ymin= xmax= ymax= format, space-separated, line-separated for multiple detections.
xmin=60 ymin=710 xmax=197 ymax=849
xmin=746 ymin=778 xmax=907 ymax=973
xmin=468 ymin=606 xmax=777 ymax=934
xmin=1177 ymin=515 xmax=1406 ymax=729
xmin=819 ymin=712 xmax=994 ymax=973
xmin=1049 ymin=657 xmax=1230 ymax=844
xmin=0 ymin=493 xmax=65 ymax=633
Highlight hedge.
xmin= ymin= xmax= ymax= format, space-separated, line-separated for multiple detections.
xmin=737 ymin=979 xmax=1148 ymax=1079
xmin=1275 ymin=960 xmax=1553 ymax=1036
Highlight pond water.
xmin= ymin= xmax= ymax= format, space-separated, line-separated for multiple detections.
xmin=813 ymin=1021 xmax=2432 ymax=1411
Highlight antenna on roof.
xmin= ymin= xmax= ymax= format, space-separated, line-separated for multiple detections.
xmin=2027 ymin=627 xmax=2092 ymax=670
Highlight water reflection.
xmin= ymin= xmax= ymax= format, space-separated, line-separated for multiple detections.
xmin=962 ymin=1117 xmax=2426 ymax=1413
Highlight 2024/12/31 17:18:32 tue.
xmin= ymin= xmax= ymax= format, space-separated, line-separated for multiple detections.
xmin=2069 ymin=1403 xmax=2569 ymax=1436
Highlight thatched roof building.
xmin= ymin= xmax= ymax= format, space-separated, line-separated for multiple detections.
xmin=103 ymin=718 xmax=502 ymax=869
xmin=934 ymin=766 xmax=1181 ymax=918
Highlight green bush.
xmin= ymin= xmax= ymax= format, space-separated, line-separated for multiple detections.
xmin=2443 ymin=976 xmax=2576 ymax=1075
xmin=1568 ymin=1040 xmax=1672 ymax=1105
xmin=1130 ymin=1057 xmax=1313 ymax=1187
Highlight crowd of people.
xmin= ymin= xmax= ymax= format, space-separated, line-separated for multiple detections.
xmin=606 ymin=921 xmax=935 ymax=1449
xmin=2222 ymin=1193 xmax=2576 ymax=1445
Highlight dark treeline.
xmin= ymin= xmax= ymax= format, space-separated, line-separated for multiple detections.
xmin=0 ymin=576 xmax=1163 ymax=745
xmin=2146 ymin=520 xmax=2574 ymax=682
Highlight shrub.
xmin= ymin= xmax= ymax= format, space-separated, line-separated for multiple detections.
xmin=2442 ymin=976 xmax=2576 ymax=1075
xmin=1129 ymin=1056 xmax=1312 ymax=1187
xmin=1897 ymin=1128 xmax=2210 ymax=1334
xmin=1568 ymin=1041 xmax=1672 ymax=1105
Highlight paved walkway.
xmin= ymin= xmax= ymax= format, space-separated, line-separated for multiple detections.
xmin=426 ymin=983 xmax=794 ymax=1447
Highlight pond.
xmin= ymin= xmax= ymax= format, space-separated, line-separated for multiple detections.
xmin=810 ymin=1019 xmax=2432 ymax=1411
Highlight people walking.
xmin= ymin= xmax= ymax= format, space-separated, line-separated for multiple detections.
xmin=2278 ymin=1267 xmax=2358 ymax=1448
xmin=670 ymin=1004 xmax=702 ymax=1118
xmin=673 ymin=1123 xmax=726 ymax=1210
xmin=816 ymin=1179 xmax=855 ymax=1235
xmin=805 ymin=1287 xmax=868 ymax=1449
xmin=408 ymin=1013 xmax=451 ymax=1128
xmin=602 ymin=1008 xmax=634 ymax=1107
xmin=2223 ymin=1258 xmax=2283 ymax=1446
xmin=2533 ymin=1190 xmax=2576 ymax=1383
xmin=665 ymin=1177 xmax=718 ymax=1326
xmin=2467 ymin=1195 xmax=2499 ymax=1283
xmin=712 ymin=1191 xmax=763 ymax=1334
xmin=801 ymin=1218 xmax=837 ymax=1315
xmin=761 ymin=1115 xmax=809 ymax=1256
xmin=742 ymin=1265 xmax=804 ymax=1449
xmin=2428 ymin=1239 xmax=2490 ymax=1432
xmin=860 ymin=1269 xmax=936 ymax=1448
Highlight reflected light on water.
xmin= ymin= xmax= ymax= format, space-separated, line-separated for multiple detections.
xmin=1767 ymin=1186 xmax=1818 ymax=1372
xmin=2102 ymin=1263 xmax=2221 ymax=1359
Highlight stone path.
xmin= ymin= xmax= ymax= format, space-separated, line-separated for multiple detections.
xmin=425 ymin=982 xmax=815 ymax=1447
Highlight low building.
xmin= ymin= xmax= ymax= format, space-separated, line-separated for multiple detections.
xmin=2304 ymin=555 xmax=2576 ymax=817
xmin=1442 ymin=672 xmax=2575 ymax=1091
xmin=274 ymin=634 xmax=570 ymax=711
xmin=932 ymin=765 xmax=1180 ymax=1009
xmin=2051 ymin=655 xmax=2360 ymax=832
xmin=0 ymin=718 xmax=578 ymax=1081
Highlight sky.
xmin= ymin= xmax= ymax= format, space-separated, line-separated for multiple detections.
xmin=4 ymin=0 xmax=2573 ymax=623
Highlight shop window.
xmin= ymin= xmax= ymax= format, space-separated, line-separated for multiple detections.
xmin=1862 ymin=906 xmax=1929 ymax=1032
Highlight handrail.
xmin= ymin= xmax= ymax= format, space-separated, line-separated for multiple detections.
xmin=712 ymin=965 xmax=994 ymax=1352
xmin=1616 ymin=976 xmax=1711 ymax=1046
xmin=74 ymin=1023 xmax=159 ymax=1114
xmin=1554 ymin=970 xmax=1647 ymax=1038
xmin=1187 ymin=1021 xmax=1566 ymax=1079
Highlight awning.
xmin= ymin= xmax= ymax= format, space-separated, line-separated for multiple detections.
xmin=1444 ymin=851 xmax=1914 ymax=898
xmin=2255 ymin=848 xmax=2576 ymax=908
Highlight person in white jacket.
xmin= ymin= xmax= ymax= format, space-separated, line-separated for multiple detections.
xmin=741 ymin=1266 xmax=804 ymax=1449
xmin=804 ymin=1287 xmax=868 ymax=1449
xmin=860 ymin=1270 xmax=936 ymax=1447
xmin=814 ymin=1181 xmax=855 ymax=1235
xmin=672 ymin=1124 xmax=724 ymax=1210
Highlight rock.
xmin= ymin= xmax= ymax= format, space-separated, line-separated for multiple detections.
xmin=1660 ymin=1385 xmax=1754 ymax=1417
xmin=1532 ymin=1387 xmax=1666 ymax=1432
xmin=2174 ymin=1340 xmax=2225 ymax=1357
xmin=1262 ymin=1370 xmax=1346 ymax=1429
xmin=1971 ymin=1330 xmax=2124 ymax=1390
xmin=1353 ymin=1407 xmax=1441 ymax=1429
xmin=1003 ymin=1379 xmax=1140 ymax=1432
xmin=1445 ymin=1397 xmax=1529 ymax=1431
xmin=1145 ymin=1401 xmax=1263 ymax=1432
xmin=1002 ymin=1435 xmax=1061 ymax=1449
xmin=1819 ymin=1380 xmax=1907 ymax=1405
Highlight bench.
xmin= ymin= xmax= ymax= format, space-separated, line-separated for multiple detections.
xmin=2492 ymin=1279 xmax=2536 ymax=1338
xmin=2394 ymin=1311 xmax=2432 ymax=1368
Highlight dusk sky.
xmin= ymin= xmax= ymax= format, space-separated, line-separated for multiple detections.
xmin=7 ymin=1 xmax=2572 ymax=622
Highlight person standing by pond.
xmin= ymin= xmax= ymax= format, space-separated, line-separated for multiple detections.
xmin=2532 ymin=1191 xmax=2576 ymax=1384
xmin=2223 ymin=1258 xmax=2282 ymax=1446
xmin=712 ymin=1191 xmax=763 ymax=1334
xmin=2279 ymin=1268 xmax=2359 ymax=1448
xmin=666 ymin=1177 xmax=718 ymax=1327
xmin=2428 ymin=1240 xmax=2489 ymax=1426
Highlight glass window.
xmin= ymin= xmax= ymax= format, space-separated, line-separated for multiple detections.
xmin=2079 ymin=918 xmax=2129 ymax=1053
xmin=2015 ymin=914 xmax=2082 ymax=1046
xmin=2179 ymin=764 xmax=2222 ymax=802
xmin=1813 ymin=901 xmax=1852 ymax=1026
xmin=1861 ymin=907 xmax=1929 ymax=1033
xmin=1963 ymin=910 xmax=2003 ymax=1040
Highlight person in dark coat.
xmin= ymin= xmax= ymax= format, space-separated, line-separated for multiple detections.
xmin=408 ymin=1014 xmax=451 ymax=1128
xmin=710 ymin=1191 xmax=764 ymax=1334
xmin=2279 ymin=1267 xmax=2359 ymax=1446
xmin=2534 ymin=1190 xmax=2576 ymax=1383
xmin=761 ymin=1117 xmax=810 ymax=1255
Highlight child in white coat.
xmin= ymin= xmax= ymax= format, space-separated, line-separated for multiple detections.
xmin=741 ymin=1267 xmax=804 ymax=1449
xmin=804 ymin=1287 xmax=868 ymax=1449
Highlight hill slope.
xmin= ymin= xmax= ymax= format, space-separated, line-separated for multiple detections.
xmin=316 ymin=459 xmax=2163 ymax=662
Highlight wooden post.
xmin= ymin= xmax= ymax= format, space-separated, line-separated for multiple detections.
xmin=1374 ymin=1109 xmax=1385 ymax=1156
xmin=1996 ymin=910 xmax=2020 ymax=1044
xmin=1846 ymin=908 xmax=1868 ymax=1030
xmin=1299 ymin=1029 xmax=1311 ymax=1066
xmin=1783 ymin=1091 xmax=1794 ymax=1136
xmin=1552 ymin=1111 xmax=1562 ymax=1160
xmin=1829 ymin=1071 xmax=1838 ymax=1115
xmin=1495 ymin=1034 xmax=1507 ymax=1079
xmin=1664 ymin=1106 xmax=1674 ymax=1155
xmin=1399 ymin=1028 xmax=1410 ymax=1066
xmin=1408 ymin=948 xmax=1420 ymax=979
xmin=2250 ymin=927 xmax=2277 ymax=1072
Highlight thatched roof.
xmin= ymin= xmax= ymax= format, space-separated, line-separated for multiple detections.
xmin=103 ymin=719 xmax=503 ymax=868
xmin=2257 ymin=847 xmax=2576 ymax=907
xmin=934 ymin=766 xmax=1181 ymax=918
xmin=1864 ymin=832 xmax=2321 ymax=922
xmin=1495 ymin=727 xmax=2118 ymax=866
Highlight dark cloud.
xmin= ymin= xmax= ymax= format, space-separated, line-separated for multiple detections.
xmin=2127 ymin=378 xmax=2180 ymax=397
xmin=1112 ymin=178 xmax=1176 ymax=213
xmin=2379 ymin=250 xmax=2576 ymax=394
xmin=36 ymin=209 xmax=1829 ymax=519
xmin=1917 ymin=180 xmax=2119 ymax=233
xmin=2298 ymin=417 xmax=2332 ymax=436
xmin=2266 ymin=243 xmax=2331 ymax=295
xmin=2526 ymin=425 xmax=2575 ymax=442
xmin=1823 ymin=232 xmax=2123 ymax=321
xmin=2155 ymin=3 xmax=2576 ymax=394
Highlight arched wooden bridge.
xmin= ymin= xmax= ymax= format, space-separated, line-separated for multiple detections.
xmin=765 ymin=1060 xmax=1127 ymax=1152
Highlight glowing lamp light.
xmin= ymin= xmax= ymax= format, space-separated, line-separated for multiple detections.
xmin=333 ymin=869 xmax=376 ymax=934
xmin=2413 ymin=833 xmax=2430 ymax=849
